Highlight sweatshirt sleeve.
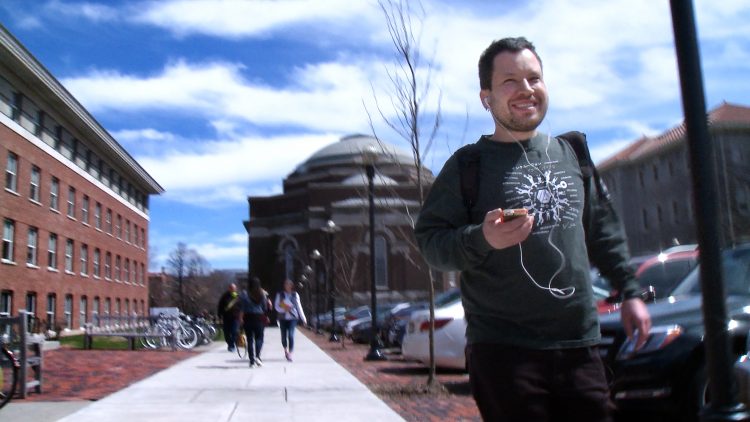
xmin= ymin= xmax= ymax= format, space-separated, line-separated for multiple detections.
xmin=294 ymin=293 xmax=306 ymax=325
xmin=414 ymin=152 xmax=494 ymax=272
xmin=585 ymin=178 xmax=641 ymax=299
xmin=274 ymin=293 xmax=285 ymax=314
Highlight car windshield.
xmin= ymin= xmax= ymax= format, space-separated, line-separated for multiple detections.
xmin=637 ymin=259 xmax=696 ymax=294
xmin=670 ymin=246 xmax=750 ymax=297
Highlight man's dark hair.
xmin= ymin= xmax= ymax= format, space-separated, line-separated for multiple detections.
xmin=478 ymin=37 xmax=542 ymax=90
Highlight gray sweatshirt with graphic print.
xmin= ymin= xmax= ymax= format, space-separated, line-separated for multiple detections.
xmin=414 ymin=133 xmax=639 ymax=349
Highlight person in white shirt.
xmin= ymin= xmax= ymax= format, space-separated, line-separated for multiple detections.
xmin=274 ymin=279 xmax=307 ymax=361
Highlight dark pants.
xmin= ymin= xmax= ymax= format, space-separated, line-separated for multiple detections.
xmin=243 ymin=316 xmax=265 ymax=363
xmin=467 ymin=343 xmax=614 ymax=422
xmin=222 ymin=316 xmax=238 ymax=349
xmin=279 ymin=319 xmax=298 ymax=351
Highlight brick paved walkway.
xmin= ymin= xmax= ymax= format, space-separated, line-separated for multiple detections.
xmin=300 ymin=330 xmax=481 ymax=422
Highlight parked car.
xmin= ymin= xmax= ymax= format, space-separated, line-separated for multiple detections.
xmin=401 ymin=292 xmax=465 ymax=370
xmin=599 ymin=243 xmax=750 ymax=421
xmin=316 ymin=307 xmax=348 ymax=332
xmin=634 ymin=246 xmax=699 ymax=298
xmin=381 ymin=288 xmax=462 ymax=349
xmin=344 ymin=304 xmax=401 ymax=344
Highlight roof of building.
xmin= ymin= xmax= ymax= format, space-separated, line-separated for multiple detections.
xmin=0 ymin=23 xmax=163 ymax=194
xmin=293 ymin=133 xmax=415 ymax=175
xmin=598 ymin=102 xmax=750 ymax=171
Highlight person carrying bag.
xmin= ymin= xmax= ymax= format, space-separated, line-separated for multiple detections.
xmin=274 ymin=279 xmax=306 ymax=362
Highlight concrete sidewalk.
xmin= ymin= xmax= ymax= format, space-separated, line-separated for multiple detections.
xmin=3 ymin=327 xmax=405 ymax=422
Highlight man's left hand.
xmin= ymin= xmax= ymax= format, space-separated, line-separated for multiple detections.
xmin=620 ymin=298 xmax=651 ymax=350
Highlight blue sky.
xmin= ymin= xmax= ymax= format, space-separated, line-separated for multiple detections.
xmin=1 ymin=0 xmax=748 ymax=271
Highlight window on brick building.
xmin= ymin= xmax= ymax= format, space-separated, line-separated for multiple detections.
xmin=5 ymin=151 xmax=18 ymax=192
xmin=64 ymin=294 xmax=73 ymax=329
xmin=25 ymin=292 xmax=36 ymax=328
xmin=93 ymin=248 xmax=101 ymax=277
xmin=124 ymin=258 xmax=130 ymax=282
xmin=47 ymin=233 xmax=57 ymax=269
xmin=2 ymin=219 xmax=15 ymax=263
xmin=104 ymin=298 xmax=111 ymax=316
xmin=81 ymin=195 xmax=89 ymax=224
xmin=64 ymin=238 xmax=74 ymax=273
xmin=80 ymin=244 xmax=88 ymax=276
xmin=50 ymin=177 xmax=59 ymax=211
xmin=94 ymin=202 xmax=102 ymax=230
xmin=67 ymin=186 xmax=76 ymax=218
xmin=105 ymin=209 xmax=112 ymax=234
xmin=27 ymin=226 xmax=38 ymax=266
xmin=29 ymin=165 xmax=40 ymax=202
xmin=116 ymin=214 xmax=122 ymax=239
xmin=115 ymin=255 xmax=121 ymax=281
xmin=105 ymin=252 xmax=112 ymax=279
xmin=79 ymin=296 xmax=87 ymax=327
xmin=46 ymin=294 xmax=56 ymax=330
xmin=92 ymin=297 xmax=100 ymax=322
xmin=0 ymin=291 xmax=11 ymax=317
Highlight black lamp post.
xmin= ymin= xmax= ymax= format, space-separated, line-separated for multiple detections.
xmin=670 ymin=2 xmax=749 ymax=421
xmin=309 ymin=249 xmax=323 ymax=334
xmin=321 ymin=219 xmax=342 ymax=342
xmin=362 ymin=145 xmax=386 ymax=361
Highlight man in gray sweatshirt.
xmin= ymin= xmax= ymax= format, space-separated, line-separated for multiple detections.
xmin=414 ymin=37 xmax=651 ymax=421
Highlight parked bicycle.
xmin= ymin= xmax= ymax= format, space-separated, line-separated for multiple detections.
xmin=0 ymin=333 xmax=20 ymax=409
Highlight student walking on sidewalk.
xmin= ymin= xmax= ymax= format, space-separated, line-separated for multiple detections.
xmin=240 ymin=277 xmax=272 ymax=368
xmin=274 ymin=279 xmax=306 ymax=361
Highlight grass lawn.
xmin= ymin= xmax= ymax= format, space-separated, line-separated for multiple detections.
xmin=59 ymin=334 xmax=140 ymax=350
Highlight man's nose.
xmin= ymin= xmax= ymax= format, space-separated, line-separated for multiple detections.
xmin=520 ymin=79 xmax=533 ymax=92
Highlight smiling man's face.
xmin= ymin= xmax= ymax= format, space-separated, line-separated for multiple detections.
xmin=481 ymin=48 xmax=548 ymax=141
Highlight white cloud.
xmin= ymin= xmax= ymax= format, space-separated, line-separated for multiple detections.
xmin=132 ymin=0 xmax=377 ymax=39
xmin=45 ymin=0 xmax=119 ymax=22
xmin=137 ymin=132 xmax=337 ymax=202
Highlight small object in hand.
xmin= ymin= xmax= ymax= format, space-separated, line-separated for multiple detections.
xmin=501 ymin=208 xmax=528 ymax=222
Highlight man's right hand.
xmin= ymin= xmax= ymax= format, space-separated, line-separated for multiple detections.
xmin=482 ymin=208 xmax=534 ymax=250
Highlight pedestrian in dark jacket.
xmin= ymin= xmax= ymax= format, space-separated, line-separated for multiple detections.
xmin=217 ymin=283 xmax=240 ymax=352
xmin=414 ymin=36 xmax=651 ymax=421
xmin=240 ymin=277 xmax=271 ymax=368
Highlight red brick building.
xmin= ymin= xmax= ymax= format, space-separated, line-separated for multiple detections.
xmin=0 ymin=25 xmax=163 ymax=333
xmin=598 ymin=102 xmax=750 ymax=256
xmin=245 ymin=134 xmax=451 ymax=317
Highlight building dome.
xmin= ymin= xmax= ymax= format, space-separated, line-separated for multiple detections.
xmin=293 ymin=133 xmax=414 ymax=174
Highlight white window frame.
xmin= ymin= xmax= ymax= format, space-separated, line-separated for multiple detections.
xmin=67 ymin=186 xmax=76 ymax=218
xmin=27 ymin=226 xmax=38 ymax=266
xmin=5 ymin=151 xmax=18 ymax=192
xmin=29 ymin=165 xmax=40 ymax=202
xmin=2 ymin=219 xmax=15 ymax=263
xmin=81 ymin=195 xmax=89 ymax=224
xmin=80 ymin=244 xmax=88 ymax=276
xmin=65 ymin=238 xmax=74 ymax=273
xmin=47 ymin=233 xmax=57 ymax=269
xmin=50 ymin=177 xmax=59 ymax=210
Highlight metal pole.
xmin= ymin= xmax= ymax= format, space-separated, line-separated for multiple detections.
xmin=328 ymin=229 xmax=339 ymax=342
xmin=365 ymin=163 xmax=386 ymax=361
xmin=669 ymin=1 xmax=749 ymax=420
xmin=312 ymin=258 xmax=321 ymax=334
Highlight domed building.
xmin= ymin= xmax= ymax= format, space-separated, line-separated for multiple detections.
xmin=244 ymin=134 xmax=450 ymax=316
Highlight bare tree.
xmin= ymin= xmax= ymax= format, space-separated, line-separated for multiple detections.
xmin=370 ymin=0 xmax=443 ymax=390
xmin=166 ymin=242 xmax=211 ymax=314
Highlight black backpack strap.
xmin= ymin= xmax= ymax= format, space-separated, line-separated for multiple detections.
xmin=456 ymin=143 xmax=481 ymax=222
xmin=557 ymin=131 xmax=611 ymax=236
xmin=557 ymin=131 xmax=609 ymax=202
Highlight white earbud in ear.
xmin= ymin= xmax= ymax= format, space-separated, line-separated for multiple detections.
xmin=483 ymin=97 xmax=491 ymax=109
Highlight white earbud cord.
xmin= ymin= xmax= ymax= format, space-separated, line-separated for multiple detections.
xmin=487 ymin=105 xmax=574 ymax=299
